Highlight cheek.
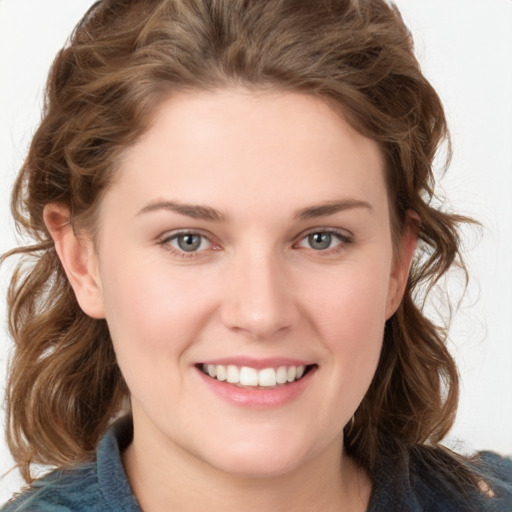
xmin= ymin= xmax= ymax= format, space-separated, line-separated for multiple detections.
xmin=98 ymin=253 xmax=215 ymax=366
xmin=303 ymin=261 xmax=391 ymax=384
xmin=97 ymin=257 xmax=219 ymax=416
xmin=306 ymin=261 xmax=391 ymax=335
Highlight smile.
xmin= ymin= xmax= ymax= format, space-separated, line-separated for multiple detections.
xmin=199 ymin=363 xmax=314 ymax=388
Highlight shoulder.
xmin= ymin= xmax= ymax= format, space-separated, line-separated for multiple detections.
xmin=1 ymin=416 xmax=140 ymax=512
xmin=1 ymin=463 xmax=100 ymax=512
xmin=369 ymin=440 xmax=512 ymax=512
xmin=472 ymin=451 xmax=512 ymax=503
xmin=408 ymin=446 xmax=512 ymax=512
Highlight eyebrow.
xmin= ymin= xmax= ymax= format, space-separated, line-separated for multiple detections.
xmin=137 ymin=200 xmax=227 ymax=221
xmin=294 ymin=199 xmax=373 ymax=220
xmin=137 ymin=198 xmax=372 ymax=222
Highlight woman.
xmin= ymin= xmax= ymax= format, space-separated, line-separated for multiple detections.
xmin=2 ymin=0 xmax=511 ymax=510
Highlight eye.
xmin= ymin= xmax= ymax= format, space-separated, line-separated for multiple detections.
xmin=163 ymin=232 xmax=212 ymax=253
xmin=306 ymin=232 xmax=335 ymax=250
xmin=296 ymin=230 xmax=350 ymax=251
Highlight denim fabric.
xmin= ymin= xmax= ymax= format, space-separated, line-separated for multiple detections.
xmin=3 ymin=417 xmax=511 ymax=511
xmin=1 ymin=417 xmax=141 ymax=512
xmin=368 ymin=441 xmax=512 ymax=512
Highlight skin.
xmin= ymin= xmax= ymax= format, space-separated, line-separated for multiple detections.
xmin=46 ymin=89 xmax=416 ymax=511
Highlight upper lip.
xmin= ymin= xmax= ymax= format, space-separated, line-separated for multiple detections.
xmin=198 ymin=357 xmax=314 ymax=369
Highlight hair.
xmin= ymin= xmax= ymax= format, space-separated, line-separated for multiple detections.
xmin=3 ymin=0 xmax=475 ymax=486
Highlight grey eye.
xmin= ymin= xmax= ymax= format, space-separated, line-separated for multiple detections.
xmin=308 ymin=232 xmax=333 ymax=250
xmin=176 ymin=233 xmax=203 ymax=252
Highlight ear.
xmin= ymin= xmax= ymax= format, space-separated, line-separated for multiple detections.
xmin=385 ymin=211 xmax=420 ymax=319
xmin=44 ymin=203 xmax=105 ymax=319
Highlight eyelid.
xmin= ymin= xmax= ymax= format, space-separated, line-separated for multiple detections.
xmin=158 ymin=229 xmax=220 ymax=256
xmin=297 ymin=226 xmax=353 ymax=241
xmin=156 ymin=226 xmax=353 ymax=257
xmin=294 ymin=227 xmax=354 ymax=250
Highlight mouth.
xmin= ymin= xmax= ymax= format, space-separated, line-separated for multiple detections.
xmin=197 ymin=363 xmax=317 ymax=389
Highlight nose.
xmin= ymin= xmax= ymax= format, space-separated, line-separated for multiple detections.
xmin=219 ymin=248 xmax=300 ymax=340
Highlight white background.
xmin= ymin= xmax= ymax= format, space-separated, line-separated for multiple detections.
xmin=1 ymin=0 xmax=511 ymax=502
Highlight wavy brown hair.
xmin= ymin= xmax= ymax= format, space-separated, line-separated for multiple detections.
xmin=3 ymin=0 xmax=473 ymax=484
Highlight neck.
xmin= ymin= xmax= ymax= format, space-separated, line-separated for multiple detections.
xmin=123 ymin=420 xmax=371 ymax=512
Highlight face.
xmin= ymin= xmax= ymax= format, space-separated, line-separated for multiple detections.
xmin=68 ymin=89 xmax=411 ymax=477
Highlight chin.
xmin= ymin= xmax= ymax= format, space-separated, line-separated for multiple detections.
xmin=196 ymin=436 xmax=314 ymax=479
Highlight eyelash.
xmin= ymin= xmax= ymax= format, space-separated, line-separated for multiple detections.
xmin=158 ymin=228 xmax=353 ymax=258
xmin=158 ymin=230 xmax=218 ymax=259
xmin=294 ymin=228 xmax=353 ymax=254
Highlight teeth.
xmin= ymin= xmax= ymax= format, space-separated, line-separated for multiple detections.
xmin=226 ymin=365 xmax=239 ymax=384
xmin=276 ymin=366 xmax=288 ymax=384
xmin=201 ymin=363 xmax=307 ymax=387
xmin=216 ymin=365 xmax=227 ymax=381
xmin=258 ymin=368 xmax=277 ymax=387
xmin=287 ymin=366 xmax=297 ymax=382
xmin=240 ymin=367 xmax=259 ymax=386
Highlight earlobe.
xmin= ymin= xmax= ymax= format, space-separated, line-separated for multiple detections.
xmin=44 ymin=204 xmax=105 ymax=319
xmin=385 ymin=211 xmax=419 ymax=319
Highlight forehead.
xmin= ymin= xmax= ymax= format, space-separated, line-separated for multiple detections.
xmin=109 ymin=88 xmax=387 ymax=219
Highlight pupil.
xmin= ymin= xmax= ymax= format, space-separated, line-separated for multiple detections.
xmin=178 ymin=234 xmax=201 ymax=252
xmin=309 ymin=232 xmax=331 ymax=250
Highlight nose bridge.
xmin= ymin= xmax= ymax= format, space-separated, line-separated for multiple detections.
xmin=220 ymin=243 xmax=298 ymax=339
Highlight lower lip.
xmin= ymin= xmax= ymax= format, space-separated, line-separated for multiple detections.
xmin=196 ymin=367 xmax=316 ymax=409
